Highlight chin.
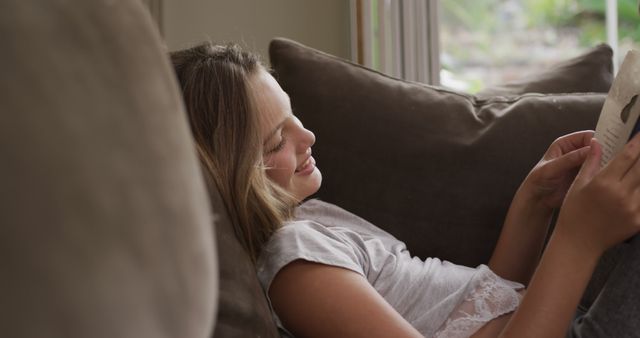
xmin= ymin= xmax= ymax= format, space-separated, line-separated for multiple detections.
xmin=309 ymin=169 xmax=322 ymax=195
xmin=297 ymin=170 xmax=322 ymax=201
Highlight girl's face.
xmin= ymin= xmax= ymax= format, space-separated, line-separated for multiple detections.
xmin=249 ymin=69 xmax=322 ymax=201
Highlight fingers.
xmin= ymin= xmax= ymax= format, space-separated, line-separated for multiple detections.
xmin=576 ymin=138 xmax=603 ymax=182
xmin=545 ymin=145 xmax=591 ymax=175
xmin=623 ymin=162 xmax=640 ymax=191
xmin=619 ymin=134 xmax=640 ymax=188
xmin=543 ymin=130 xmax=594 ymax=174
xmin=560 ymin=130 xmax=595 ymax=151
xmin=546 ymin=130 xmax=594 ymax=158
xmin=607 ymin=132 xmax=640 ymax=181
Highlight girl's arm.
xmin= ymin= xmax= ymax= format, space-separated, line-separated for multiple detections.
xmin=497 ymin=228 xmax=600 ymax=337
xmin=489 ymin=131 xmax=593 ymax=284
xmin=488 ymin=186 xmax=556 ymax=285
xmin=269 ymin=260 xmax=423 ymax=338
xmin=500 ymin=135 xmax=640 ymax=337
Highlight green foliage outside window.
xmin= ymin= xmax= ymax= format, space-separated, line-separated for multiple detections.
xmin=442 ymin=0 xmax=639 ymax=46
xmin=440 ymin=0 xmax=640 ymax=93
xmin=525 ymin=0 xmax=640 ymax=46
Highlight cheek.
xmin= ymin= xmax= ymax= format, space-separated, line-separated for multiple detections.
xmin=264 ymin=153 xmax=296 ymax=188
xmin=265 ymin=167 xmax=288 ymax=188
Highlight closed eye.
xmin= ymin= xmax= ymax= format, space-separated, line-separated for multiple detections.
xmin=266 ymin=137 xmax=286 ymax=154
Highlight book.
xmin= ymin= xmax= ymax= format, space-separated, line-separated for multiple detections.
xmin=593 ymin=50 xmax=640 ymax=168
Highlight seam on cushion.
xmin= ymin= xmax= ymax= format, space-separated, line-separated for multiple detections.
xmin=470 ymin=92 xmax=607 ymax=107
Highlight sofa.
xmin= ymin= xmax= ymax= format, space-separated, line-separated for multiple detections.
xmin=0 ymin=1 xmax=217 ymax=337
xmin=1 ymin=1 xmax=613 ymax=337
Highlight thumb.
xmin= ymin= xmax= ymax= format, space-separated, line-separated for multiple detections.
xmin=576 ymin=138 xmax=602 ymax=182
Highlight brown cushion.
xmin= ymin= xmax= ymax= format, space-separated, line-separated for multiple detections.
xmin=476 ymin=43 xmax=613 ymax=97
xmin=0 ymin=1 xmax=217 ymax=337
xmin=210 ymin=182 xmax=279 ymax=338
xmin=269 ymin=37 xmax=606 ymax=267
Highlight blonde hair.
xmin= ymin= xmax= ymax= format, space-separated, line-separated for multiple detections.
xmin=171 ymin=42 xmax=295 ymax=263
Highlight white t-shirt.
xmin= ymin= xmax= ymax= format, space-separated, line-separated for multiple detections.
xmin=257 ymin=199 xmax=523 ymax=337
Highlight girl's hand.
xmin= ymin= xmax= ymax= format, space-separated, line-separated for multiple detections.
xmin=489 ymin=131 xmax=594 ymax=284
xmin=556 ymin=134 xmax=640 ymax=255
xmin=522 ymin=130 xmax=594 ymax=210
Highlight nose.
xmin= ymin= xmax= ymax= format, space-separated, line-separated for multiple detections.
xmin=297 ymin=127 xmax=315 ymax=153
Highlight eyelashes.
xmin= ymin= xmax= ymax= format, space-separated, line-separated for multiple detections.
xmin=266 ymin=137 xmax=286 ymax=154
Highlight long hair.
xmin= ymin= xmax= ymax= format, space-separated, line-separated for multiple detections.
xmin=170 ymin=42 xmax=295 ymax=263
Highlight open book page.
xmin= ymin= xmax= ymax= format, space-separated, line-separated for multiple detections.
xmin=594 ymin=50 xmax=640 ymax=168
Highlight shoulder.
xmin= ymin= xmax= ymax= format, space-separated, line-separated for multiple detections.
xmin=269 ymin=259 xmax=423 ymax=338
xmin=257 ymin=220 xmax=366 ymax=291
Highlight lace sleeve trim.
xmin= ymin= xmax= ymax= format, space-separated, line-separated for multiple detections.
xmin=434 ymin=266 xmax=523 ymax=338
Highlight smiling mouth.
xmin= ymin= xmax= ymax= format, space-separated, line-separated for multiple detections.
xmin=295 ymin=156 xmax=316 ymax=175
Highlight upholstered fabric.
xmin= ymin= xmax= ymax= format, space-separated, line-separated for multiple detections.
xmin=476 ymin=43 xmax=613 ymax=97
xmin=209 ymin=181 xmax=280 ymax=338
xmin=0 ymin=1 xmax=217 ymax=337
xmin=269 ymin=37 xmax=608 ymax=267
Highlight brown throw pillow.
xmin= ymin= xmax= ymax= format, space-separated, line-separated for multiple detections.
xmin=476 ymin=43 xmax=613 ymax=97
xmin=269 ymin=37 xmax=607 ymax=267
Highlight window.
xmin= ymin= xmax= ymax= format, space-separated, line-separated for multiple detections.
xmin=441 ymin=0 xmax=640 ymax=92
xmin=353 ymin=0 xmax=640 ymax=93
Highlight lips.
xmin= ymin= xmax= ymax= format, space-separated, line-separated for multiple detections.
xmin=295 ymin=156 xmax=316 ymax=175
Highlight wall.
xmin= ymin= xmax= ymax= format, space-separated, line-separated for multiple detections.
xmin=162 ymin=0 xmax=351 ymax=64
